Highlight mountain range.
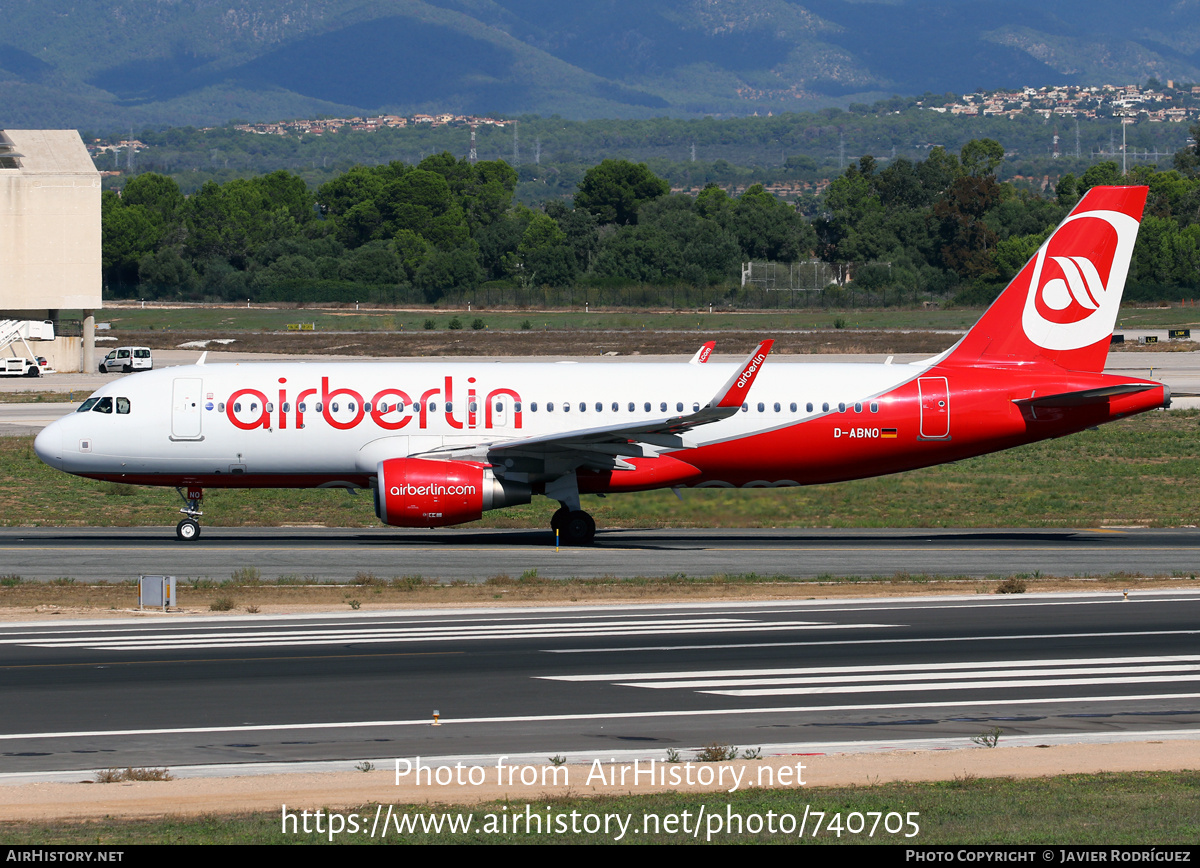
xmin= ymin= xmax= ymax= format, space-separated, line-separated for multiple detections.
xmin=2 ymin=0 xmax=1199 ymax=130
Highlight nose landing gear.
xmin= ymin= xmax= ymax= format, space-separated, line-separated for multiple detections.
xmin=175 ymin=486 xmax=203 ymax=541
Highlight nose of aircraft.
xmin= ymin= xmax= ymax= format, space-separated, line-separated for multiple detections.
xmin=34 ymin=420 xmax=63 ymax=469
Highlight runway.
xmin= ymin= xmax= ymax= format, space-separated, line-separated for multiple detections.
xmin=1 ymin=526 xmax=1199 ymax=583
xmin=2 ymin=593 xmax=1198 ymax=773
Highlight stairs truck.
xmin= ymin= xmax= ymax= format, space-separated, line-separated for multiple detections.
xmin=0 ymin=320 xmax=55 ymax=377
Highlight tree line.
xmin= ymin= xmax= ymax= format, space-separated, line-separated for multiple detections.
xmin=102 ymin=135 xmax=1200 ymax=307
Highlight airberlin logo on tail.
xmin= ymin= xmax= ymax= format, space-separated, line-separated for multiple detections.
xmin=1021 ymin=208 xmax=1139 ymax=351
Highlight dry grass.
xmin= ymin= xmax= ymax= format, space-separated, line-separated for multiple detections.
xmin=95 ymin=767 xmax=173 ymax=783
xmin=0 ymin=572 xmax=1195 ymax=620
xmin=113 ymin=328 xmax=956 ymax=357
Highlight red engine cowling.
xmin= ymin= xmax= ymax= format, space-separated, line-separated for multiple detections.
xmin=374 ymin=458 xmax=530 ymax=528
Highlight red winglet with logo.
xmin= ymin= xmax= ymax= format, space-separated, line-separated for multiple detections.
xmin=945 ymin=185 xmax=1148 ymax=374
xmin=713 ymin=339 xmax=773 ymax=408
xmin=689 ymin=341 xmax=716 ymax=365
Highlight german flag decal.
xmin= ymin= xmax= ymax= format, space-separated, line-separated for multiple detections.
xmin=881 ymin=428 xmax=898 ymax=438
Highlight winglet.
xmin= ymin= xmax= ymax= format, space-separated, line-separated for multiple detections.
xmin=689 ymin=341 xmax=716 ymax=365
xmin=712 ymin=340 xmax=773 ymax=408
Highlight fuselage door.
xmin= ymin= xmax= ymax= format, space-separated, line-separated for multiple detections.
xmin=171 ymin=378 xmax=204 ymax=440
xmin=918 ymin=376 xmax=950 ymax=439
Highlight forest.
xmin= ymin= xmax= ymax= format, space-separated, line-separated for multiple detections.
xmin=101 ymin=132 xmax=1200 ymax=308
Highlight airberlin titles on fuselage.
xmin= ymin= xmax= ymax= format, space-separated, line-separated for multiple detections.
xmin=224 ymin=375 xmax=523 ymax=432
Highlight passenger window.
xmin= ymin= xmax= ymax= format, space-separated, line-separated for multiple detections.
xmin=92 ymin=397 xmax=112 ymax=413
xmin=854 ymin=403 xmax=862 ymax=413
xmin=563 ymin=403 xmax=570 ymax=412
xmin=660 ymin=402 xmax=667 ymax=413
xmin=444 ymin=402 xmax=451 ymax=412
xmin=298 ymin=402 xmax=307 ymax=413
xmin=547 ymin=402 xmax=554 ymax=412
xmin=596 ymin=402 xmax=603 ymax=412
xmin=251 ymin=402 xmax=259 ymax=412
xmin=234 ymin=402 xmax=242 ymax=413
xmin=347 ymin=402 xmax=355 ymax=412
xmin=116 ymin=397 xmax=130 ymax=414
xmin=331 ymin=402 xmax=339 ymax=412
xmin=364 ymin=402 xmax=371 ymax=413
xmin=676 ymin=402 xmax=683 ymax=412
xmin=870 ymin=402 xmax=879 ymax=413
xmin=774 ymin=402 xmax=781 ymax=412
xmin=790 ymin=402 xmax=797 ymax=412
xmin=514 ymin=402 xmax=522 ymax=413
xmin=693 ymin=402 xmax=700 ymax=412
xmin=741 ymin=403 xmax=748 ymax=412
xmin=316 ymin=402 xmax=324 ymax=412
xmin=757 ymin=402 xmax=764 ymax=412
xmin=838 ymin=403 xmax=846 ymax=412
xmin=497 ymin=402 xmax=505 ymax=413
xmin=530 ymin=402 xmax=537 ymax=412
xmin=428 ymin=402 xmax=437 ymax=412
xmin=218 ymin=402 xmax=225 ymax=413
xmin=579 ymin=403 xmax=586 ymax=412
xmin=822 ymin=402 xmax=830 ymax=412
xmin=644 ymin=402 xmax=651 ymax=412
xmin=282 ymin=402 xmax=291 ymax=413
xmin=612 ymin=402 xmax=618 ymax=412
xmin=266 ymin=403 xmax=274 ymax=413
xmin=806 ymin=403 xmax=813 ymax=413
xmin=628 ymin=402 xmax=635 ymax=412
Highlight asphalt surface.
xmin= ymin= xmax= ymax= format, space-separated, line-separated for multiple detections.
xmin=2 ymin=593 xmax=1197 ymax=773
xmin=0 ymin=526 xmax=1198 ymax=583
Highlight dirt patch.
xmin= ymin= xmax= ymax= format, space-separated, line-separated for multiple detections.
xmin=1 ymin=742 xmax=1196 ymax=821
xmin=114 ymin=329 xmax=957 ymax=358
xmin=0 ymin=576 xmax=1185 ymax=621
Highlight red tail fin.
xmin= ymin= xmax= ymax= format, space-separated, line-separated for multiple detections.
xmin=946 ymin=185 xmax=1147 ymax=373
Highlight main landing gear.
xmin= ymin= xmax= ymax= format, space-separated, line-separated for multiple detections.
xmin=175 ymin=486 xmax=204 ymax=541
xmin=550 ymin=504 xmax=596 ymax=546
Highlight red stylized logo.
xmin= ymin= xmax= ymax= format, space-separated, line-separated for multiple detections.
xmin=1032 ymin=216 xmax=1119 ymax=326
xmin=224 ymin=375 xmax=522 ymax=433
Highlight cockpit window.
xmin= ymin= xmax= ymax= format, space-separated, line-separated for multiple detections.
xmin=116 ymin=397 xmax=130 ymax=415
xmin=77 ymin=398 xmax=98 ymax=412
xmin=92 ymin=397 xmax=113 ymax=414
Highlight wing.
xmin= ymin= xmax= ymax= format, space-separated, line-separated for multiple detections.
xmin=418 ymin=340 xmax=773 ymax=471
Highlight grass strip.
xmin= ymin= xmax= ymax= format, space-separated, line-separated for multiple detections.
xmin=2 ymin=410 xmax=1197 ymax=530
xmin=1 ymin=771 xmax=1197 ymax=844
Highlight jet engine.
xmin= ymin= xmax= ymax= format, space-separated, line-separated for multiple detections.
xmin=374 ymin=457 xmax=531 ymax=528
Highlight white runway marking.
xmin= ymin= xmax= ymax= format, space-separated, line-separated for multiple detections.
xmin=5 ymin=617 xmax=894 ymax=650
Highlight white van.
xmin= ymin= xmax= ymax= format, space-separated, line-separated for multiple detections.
xmin=99 ymin=347 xmax=153 ymax=374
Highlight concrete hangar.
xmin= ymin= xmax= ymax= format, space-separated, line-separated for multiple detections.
xmin=0 ymin=129 xmax=100 ymax=373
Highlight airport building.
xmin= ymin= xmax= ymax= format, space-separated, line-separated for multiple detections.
xmin=0 ymin=129 xmax=100 ymax=372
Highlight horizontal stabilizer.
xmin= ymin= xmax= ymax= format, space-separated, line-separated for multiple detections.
xmin=1013 ymin=383 xmax=1157 ymax=408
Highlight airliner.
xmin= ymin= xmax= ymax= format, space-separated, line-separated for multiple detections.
xmin=35 ymin=185 xmax=1167 ymax=544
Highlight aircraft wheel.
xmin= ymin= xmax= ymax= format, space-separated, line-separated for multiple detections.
xmin=550 ymin=506 xmax=569 ymax=532
xmin=561 ymin=510 xmax=595 ymax=546
xmin=176 ymin=519 xmax=201 ymax=541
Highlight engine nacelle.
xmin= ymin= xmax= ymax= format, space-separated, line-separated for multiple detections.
xmin=374 ymin=458 xmax=531 ymax=528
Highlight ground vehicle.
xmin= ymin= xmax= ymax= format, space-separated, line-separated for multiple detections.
xmin=99 ymin=347 xmax=153 ymax=374
xmin=34 ymin=187 xmax=1166 ymax=543
xmin=0 ymin=356 xmax=41 ymax=377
